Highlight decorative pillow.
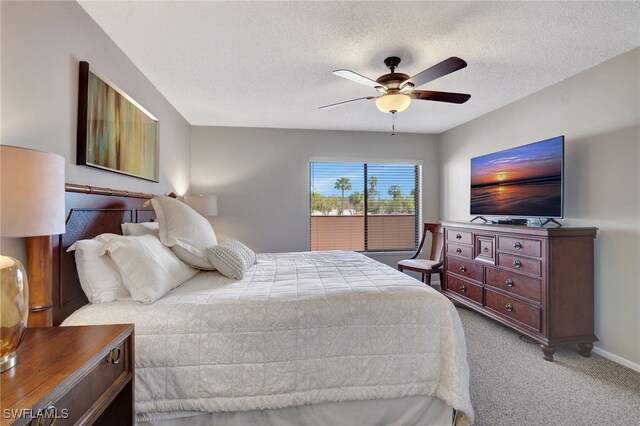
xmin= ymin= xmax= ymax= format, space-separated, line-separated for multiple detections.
xmin=206 ymin=240 xmax=256 ymax=280
xmin=121 ymin=221 xmax=159 ymax=237
xmin=151 ymin=196 xmax=217 ymax=270
xmin=225 ymin=240 xmax=257 ymax=265
xmin=101 ymin=234 xmax=198 ymax=303
xmin=67 ymin=233 xmax=129 ymax=303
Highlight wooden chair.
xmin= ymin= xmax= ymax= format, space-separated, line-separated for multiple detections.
xmin=398 ymin=223 xmax=444 ymax=288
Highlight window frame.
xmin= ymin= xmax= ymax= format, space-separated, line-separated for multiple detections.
xmin=309 ymin=160 xmax=422 ymax=253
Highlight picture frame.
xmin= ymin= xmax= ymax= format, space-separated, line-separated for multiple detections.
xmin=77 ymin=61 xmax=159 ymax=182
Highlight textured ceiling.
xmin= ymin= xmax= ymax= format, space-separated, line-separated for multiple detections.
xmin=79 ymin=1 xmax=640 ymax=134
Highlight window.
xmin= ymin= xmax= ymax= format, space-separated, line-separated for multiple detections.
xmin=310 ymin=161 xmax=421 ymax=252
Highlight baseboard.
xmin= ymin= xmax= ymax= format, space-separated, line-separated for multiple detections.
xmin=592 ymin=346 xmax=640 ymax=373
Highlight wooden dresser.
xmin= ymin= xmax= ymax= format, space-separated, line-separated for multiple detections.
xmin=441 ymin=221 xmax=598 ymax=361
xmin=1 ymin=324 xmax=134 ymax=426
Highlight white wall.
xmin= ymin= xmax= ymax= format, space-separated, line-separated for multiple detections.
xmin=1 ymin=1 xmax=192 ymax=262
xmin=438 ymin=48 xmax=640 ymax=365
xmin=191 ymin=127 xmax=439 ymax=269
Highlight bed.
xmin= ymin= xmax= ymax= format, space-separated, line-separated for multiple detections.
xmin=38 ymin=184 xmax=473 ymax=425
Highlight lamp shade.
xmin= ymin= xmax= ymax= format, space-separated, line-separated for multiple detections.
xmin=375 ymin=93 xmax=412 ymax=114
xmin=184 ymin=195 xmax=218 ymax=217
xmin=1 ymin=146 xmax=66 ymax=237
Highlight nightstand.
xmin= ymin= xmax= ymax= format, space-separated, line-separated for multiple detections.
xmin=1 ymin=324 xmax=134 ymax=426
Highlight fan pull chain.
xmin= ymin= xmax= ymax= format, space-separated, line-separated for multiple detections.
xmin=391 ymin=112 xmax=396 ymax=136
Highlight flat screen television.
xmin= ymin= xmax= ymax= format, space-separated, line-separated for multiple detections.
xmin=470 ymin=136 xmax=564 ymax=218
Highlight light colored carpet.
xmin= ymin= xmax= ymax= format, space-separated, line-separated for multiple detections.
xmin=457 ymin=306 xmax=640 ymax=426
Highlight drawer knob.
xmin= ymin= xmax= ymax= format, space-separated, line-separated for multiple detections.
xmin=506 ymin=279 xmax=515 ymax=288
xmin=106 ymin=347 xmax=122 ymax=365
xmin=505 ymin=303 xmax=514 ymax=312
xmin=459 ymin=266 xmax=467 ymax=273
xmin=460 ymin=285 xmax=467 ymax=293
xmin=483 ymin=247 xmax=489 ymax=252
xmin=456 ymin=248 xmax=462 ymax=254
xmin=456 ymin=234 xmax=462 ymax=240
xmin=513 ymin=242 xmax=523 ymax=250
xmin=513 ymin=259 xmax=522 ymax=269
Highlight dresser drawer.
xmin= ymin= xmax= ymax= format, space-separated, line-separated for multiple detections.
xmin=474 ymin=235 xmax=495 ymax=263
xmin=446 ymin=229 xmax=472 ymax=245
xmin=485 ymin=267 xmax=541 ymax=303
xmin=497 ymin=252 xmax=542 ymax=276
xmin=447 ymin=257 xmax=483 ymax=282
xmin=485 ymin=289 xmax=541 ymax=331
xmin=447 ymin=243 xmax=473 ymax=259
xmin=498 ymin=236 xmax=542 ymax=257
xmin=46 ymin=335 xmax=132 ymax=425
xmin=446 ymin=274 xmax=483 ymax=305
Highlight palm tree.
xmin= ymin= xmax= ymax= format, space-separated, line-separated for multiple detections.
xmin=368 ymin=176 xmax=379 ymax=213
xmin=349 ymin=192 xmax=364 ymax=214
xmin=368 ymin=176 xmax=378 ymax=195
xmin=334 ymin=177 xmax=351 ymax=215
xmin=388 ymin=185 xmax=402 ymax=200
xmin=388 ymin=185 xmax=403 ymax=213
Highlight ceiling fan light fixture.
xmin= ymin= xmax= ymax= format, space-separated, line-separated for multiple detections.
xmin=375 ymin=93 xmax=412 ymax=114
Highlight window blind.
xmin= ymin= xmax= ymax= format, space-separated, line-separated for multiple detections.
xmin=310 ymin=162 xmax=420 ymax=252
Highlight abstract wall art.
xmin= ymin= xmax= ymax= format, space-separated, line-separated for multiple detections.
xmin=77 ymin=61 xmax=159 ymax=182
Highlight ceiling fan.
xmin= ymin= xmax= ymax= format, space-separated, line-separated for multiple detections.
xmin=319 ymin=56 xmax=471 ymax=114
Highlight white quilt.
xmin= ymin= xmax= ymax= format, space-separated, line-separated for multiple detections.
xmin=63 ymin=251 xmax=473 ymax=425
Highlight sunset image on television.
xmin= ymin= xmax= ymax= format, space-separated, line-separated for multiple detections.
xmin=470 ymin=136 xmax=563 ymax=217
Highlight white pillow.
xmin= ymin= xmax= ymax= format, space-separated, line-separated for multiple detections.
xmin=206 ymin=240 xmax=256 ymax=280
xmin=151 ymin=196 xmax=217 ymax=270
xmin=121 ymin=221 xmax=159 ymax=237
xmin=67 ymin=233 xmax=129 ymax=303
xmin=101 ymin=234 xmax=198 ymax=303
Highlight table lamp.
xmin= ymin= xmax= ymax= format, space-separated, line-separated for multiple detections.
xmin=184 ymin=195 xmax=218 ymax=217
xmin=0 ymin=146 xmax=65 ymax=372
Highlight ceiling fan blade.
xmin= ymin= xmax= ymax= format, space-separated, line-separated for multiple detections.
xmin=333 ymin=69 xmax=381 ymax=89
xmin=318 ymin=96 xmax=377 ymax=110
xmin=401 ymin=57 xmax=468 ymax=89
xmin=410 ymin=90 xmax=471 ymax=104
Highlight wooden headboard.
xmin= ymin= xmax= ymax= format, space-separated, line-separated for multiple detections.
xmin=34 ymin=184 xmax=158 ymax=326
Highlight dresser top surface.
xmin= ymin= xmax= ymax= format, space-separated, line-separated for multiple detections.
xmin=441 ymin=221 xmax=598 ymax=237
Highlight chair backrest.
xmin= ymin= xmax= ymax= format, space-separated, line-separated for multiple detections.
xmin=413 ymin=223 xmax=444 ymax=261
xmin=424 ymin=223 xmax=444 ymax=262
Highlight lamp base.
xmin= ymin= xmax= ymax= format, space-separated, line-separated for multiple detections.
xmin=1 ymin=255 xmax=29 ymax=373
xmin=0 ymin=352 xmax=17 ymax=372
